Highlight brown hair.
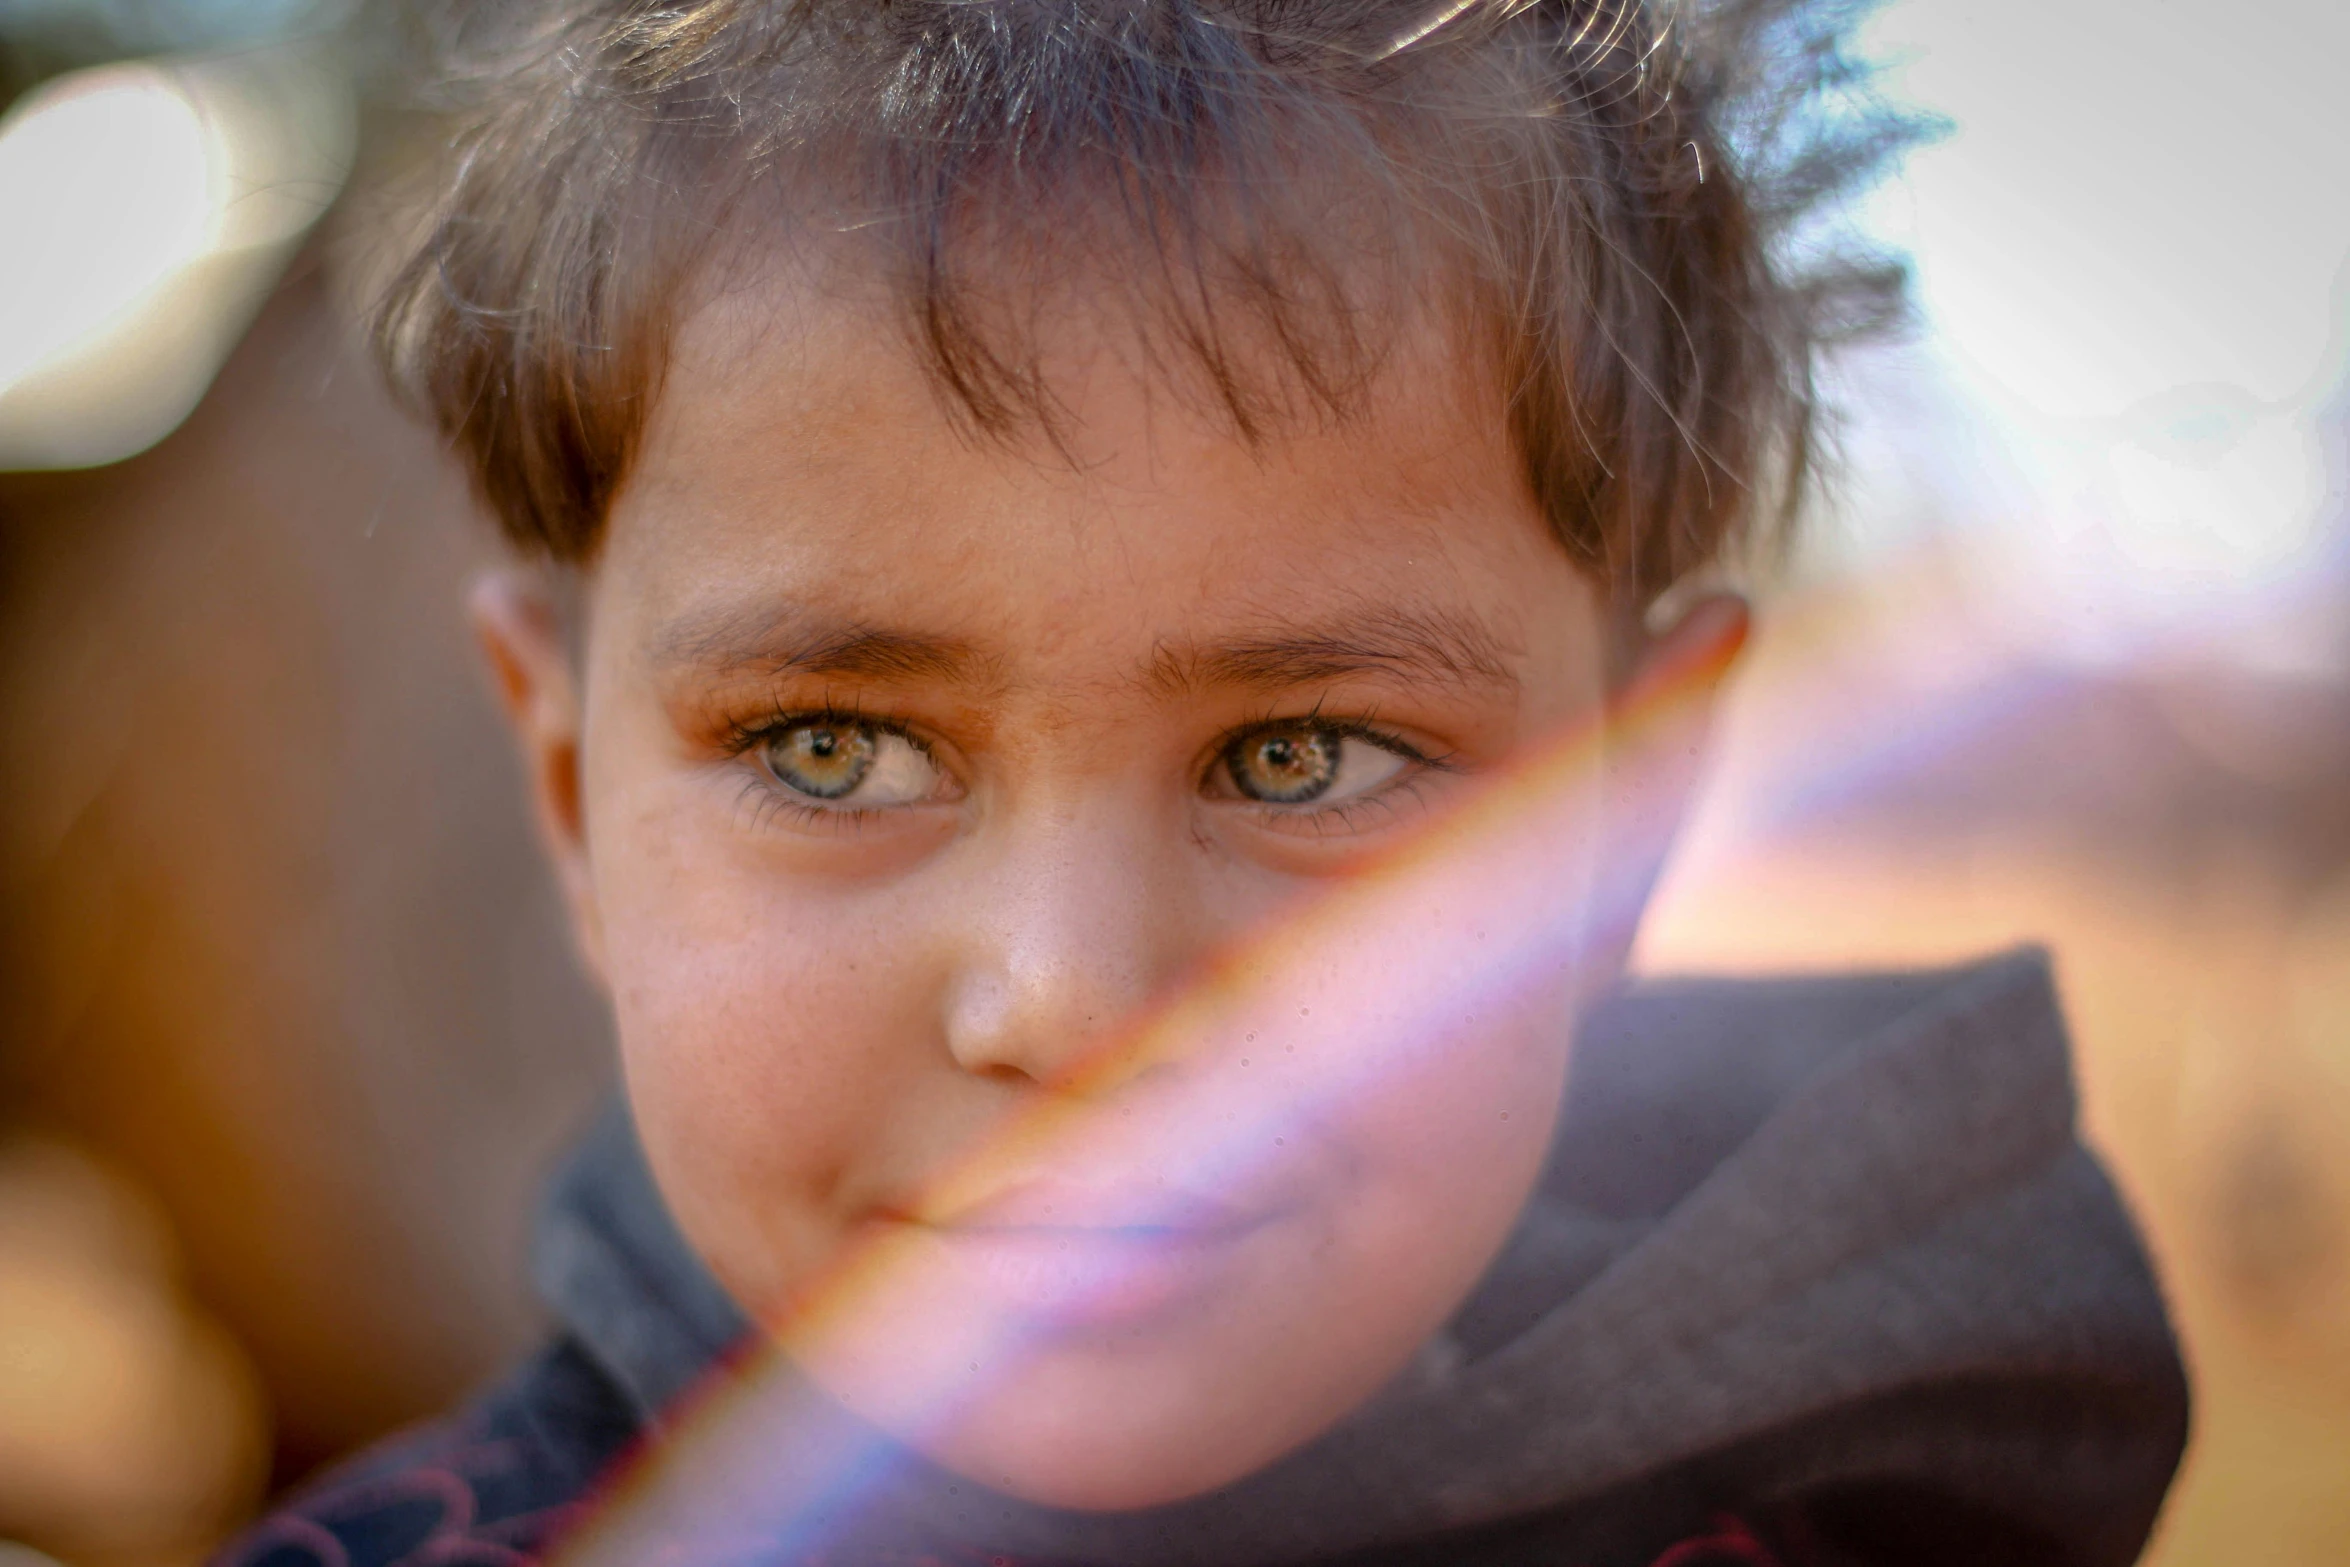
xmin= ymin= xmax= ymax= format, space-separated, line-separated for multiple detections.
xmin=367 ymin=0 xmax=1919 ymax=603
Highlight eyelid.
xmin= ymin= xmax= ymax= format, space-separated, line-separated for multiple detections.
xmin=726 ymin=701 xmax=881 ymax=751
xmin=1212 ymin=716 xmax=1440 ymax=770
xmin=723 ymin=702 xmax=958 ymax=769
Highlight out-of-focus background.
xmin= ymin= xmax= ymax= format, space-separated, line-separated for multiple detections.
xmin=0 ymin=1 xmax=2342 ymax=1562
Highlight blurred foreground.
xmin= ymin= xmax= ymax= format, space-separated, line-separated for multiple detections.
xmin=0 ymin=268 xmax=611 ymax=1563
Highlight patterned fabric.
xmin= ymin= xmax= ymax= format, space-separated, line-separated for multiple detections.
xmin=1646 ymin=1518 xmax=1783 ymax=1566
xmin=219 ymin=1342 xmax=630 ymax=1567
xmin=214 ymin=1345 xmax=1788 ymax=1567
xmin=223 ymin=1451 xmax=561 ymax=1567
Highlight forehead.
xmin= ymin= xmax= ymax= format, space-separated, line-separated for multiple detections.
xmin=597 ymin=262 xmax=1583 ymax=673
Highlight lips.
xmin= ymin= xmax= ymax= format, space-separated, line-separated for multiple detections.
xmin=908 ymin=1177 xmax=1280 ymax=1325
xmin=931 ymin=1177 xmax=1263 ymax=1239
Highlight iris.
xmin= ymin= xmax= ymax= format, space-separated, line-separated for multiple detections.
xmin=767 ymin=721 xmax=878 ymax=799
xmin=1226 ymin=727 xmax=1341 ymax=803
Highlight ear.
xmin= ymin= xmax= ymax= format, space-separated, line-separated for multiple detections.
xmin=469 ymin=568 xmax=607 ymax=985
xmin=1584 ymin=591 xmax=1749 ymax=990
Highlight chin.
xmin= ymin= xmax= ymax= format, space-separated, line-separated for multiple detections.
xmin=927 ymin=1398 xmax=1286 ymax=1513
xmin=911 ymin=1323 xmax=1404 ymax=1514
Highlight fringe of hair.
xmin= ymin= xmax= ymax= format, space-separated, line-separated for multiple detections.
xmin=354 ymin=0 xmax=1932 ymax=602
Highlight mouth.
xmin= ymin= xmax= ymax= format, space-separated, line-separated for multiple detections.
xmin=936 ymin=1177 xmax=1261 ymax=1236
xmin=902 ymin=1179 xmax=1282 ymax=1326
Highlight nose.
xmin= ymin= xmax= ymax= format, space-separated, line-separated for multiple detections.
xmin=941 ymin=795 xmax=1201 ymax=1087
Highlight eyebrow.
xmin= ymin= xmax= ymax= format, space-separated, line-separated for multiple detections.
xmin=1147 ymin=605 xmax=1519 ymax=697
xmin=648 ymin=604 xmax=983 ymax=683
xmin=649 ymin=599 xmax=1518 ymax=697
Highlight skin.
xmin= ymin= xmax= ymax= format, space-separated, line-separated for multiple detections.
xmin=476 ymin=269 xmax=1743 ymax=1512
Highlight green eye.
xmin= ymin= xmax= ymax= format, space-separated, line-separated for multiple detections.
xmin=1225 ymin=726 xmax=1342 ymax=803
xmin=1220 ymin=724 xmax=1417 ymax=808
xmin=759 ymin=718 xmax=944 ymax=809
xmin=767 ymin=720 xmax=878 ymax=799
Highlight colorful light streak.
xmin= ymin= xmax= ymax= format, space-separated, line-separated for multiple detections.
xmin=550 ymin=613 xmax=1745 ymax=1564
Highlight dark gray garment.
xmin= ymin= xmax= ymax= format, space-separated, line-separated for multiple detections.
xmin=535 ymin=948 xmax=2189 ymax=1567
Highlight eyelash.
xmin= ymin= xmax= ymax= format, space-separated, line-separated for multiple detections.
xmin=720 ymin=702 xmax=1455 ymax=831
xmin=737 ymin=784 xmax=875 ymax=836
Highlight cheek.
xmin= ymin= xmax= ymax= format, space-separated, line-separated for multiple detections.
xmin=1311 ymin=965 xmax=1577 ymax=1317
xmin=585 ymin=778 xmax=941 ymax=1308
xmin=1260 ymin=774 xmax=1607 ymax=1353
xmin=1341 ymin=980 xmax=1572 ymax=1182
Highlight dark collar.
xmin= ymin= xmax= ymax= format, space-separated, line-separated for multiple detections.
xmin=531 ymin=1102 xmax=752 ymax=1424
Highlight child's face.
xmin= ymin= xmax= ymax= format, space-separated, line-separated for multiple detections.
xmin=481 ymin=270 xmax=1722 ymax=1510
